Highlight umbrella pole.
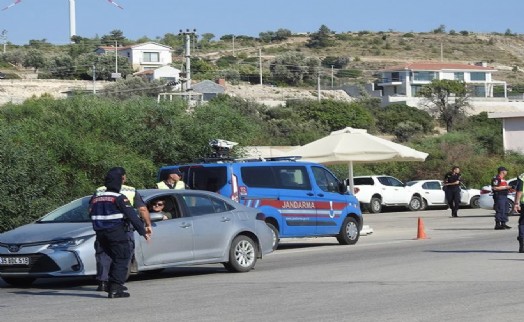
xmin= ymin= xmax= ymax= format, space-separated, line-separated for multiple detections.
xmin=348 ymin=161 xmax=355 ymax=195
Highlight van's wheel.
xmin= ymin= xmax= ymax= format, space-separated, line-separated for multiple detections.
xmin=223 ymin=235 xmax=258 ymax=272
xmin=368 ymin=197 xmax=382 ymax=213
xmin=1 ymin=277 xmax=35 ymax=287
xmin=337 ymin=217 xmax=360 ymax=245
xmin=266 ymin=222 xmax=279 ymax=250
xmin=408 ymin=196 xmax=423 ymax=211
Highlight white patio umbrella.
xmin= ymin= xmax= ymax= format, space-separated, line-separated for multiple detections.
xmin=284 ymin=127 xmax=428 ymax=193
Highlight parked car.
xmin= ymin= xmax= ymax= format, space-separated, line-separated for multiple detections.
xmin=405 ymin=180 xmax=480 ymax=210
xmin=159 ymin=158 xmax=363 ymax=249
xmin=479 ymin=177 xmax=517 ymax=214
xmin=0 ymin=189 xmax=274 ymax=287
xmin=351 ymin=175 xmax=423 ymax=213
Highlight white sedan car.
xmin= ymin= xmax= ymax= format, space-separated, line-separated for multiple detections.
xmin=478 ymin=177 xmax=518 ymax=214
xmin=405 ymin=180 xmax=480 ymax=210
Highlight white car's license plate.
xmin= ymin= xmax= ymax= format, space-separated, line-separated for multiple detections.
xmin=0 ymin=257 xmax=30 ymax=265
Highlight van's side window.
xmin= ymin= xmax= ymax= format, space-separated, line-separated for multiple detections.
xmin=241 ymin=166 xmax=311 ymax=190
xmin=312 ymin=167 xmax=340 ymax=192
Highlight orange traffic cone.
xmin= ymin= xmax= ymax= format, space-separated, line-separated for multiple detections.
xmin=416 ymin=217 xmax=427 ymax=240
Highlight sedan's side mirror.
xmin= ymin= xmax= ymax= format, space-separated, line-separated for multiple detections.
xmin=149 ymin=212 xmax=165 ymax=222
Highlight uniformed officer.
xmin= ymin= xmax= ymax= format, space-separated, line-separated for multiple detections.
xmin=492 ymin=166 xmax=512 ymax=230
xmin=156 ymin=168 xmax=186 ymax=189
xmin=94 ymin=167 xmax=152 ymax=292
xmin=90 ymin=168 xmax=150 ymax=298
xmin=443 ymin=166 xmax=462 ymax=218
xmin=513 ymin=173 xmax=524 ymax=252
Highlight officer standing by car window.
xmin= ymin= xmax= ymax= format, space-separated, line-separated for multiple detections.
xmin=512 ymin=173 xmax=524 ymax=252
xmin=492 ymin=166 xmax=512 ymax=230
xmin=94 ymin=167 xmax=152 ymax=292
xmin=90 ymin=168 xmax=150 ymax=298
xmin=443 ymin=166 xmax=462 ymax=218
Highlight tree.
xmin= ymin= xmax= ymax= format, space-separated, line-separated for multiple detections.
xmin=270 ymin=52 xmax=319 ymax=85
xmin=417 ymin=79 xmax=469 ymax=132
xmin=101 ymin=30 xmax=129 ymax=46
xmin=307 ymin=25 xmax=335 ymax=48
xmin=76 ymin=52 xmax=133 ymax=81
xmin=432 ymin=24 xmax=446 ymax=34
xmin=322 ymin=56 xmax=350 ymax=69
xmin=23 ymin=49 xmax=47 ymax=72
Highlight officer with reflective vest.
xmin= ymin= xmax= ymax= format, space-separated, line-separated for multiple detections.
xmin=94 ymin=167 xmax=152 ymax=292
xmin=513 ymin=173 xmax=524 ymax=252
xmin=156 ymin=168 xmax=186 ymax=189
xmin=90 ymin=168 xmax=150 ymax=298
xmin=492 ymin=166 xmax=512 ymax=230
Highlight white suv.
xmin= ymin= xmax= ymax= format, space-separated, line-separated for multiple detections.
xmin=352 ymin=175 xmax=424 ymax=213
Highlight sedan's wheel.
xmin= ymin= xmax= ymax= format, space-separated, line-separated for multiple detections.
xmin=337 ymin=217 xmax=360 ymax=245
xmin=408 ymin=196 xmax=422 ymax=211
xmin=225 ymin=235 xmax=258 ymax=272
xmin=266 ymin=222 xmax=279 ymax=251
xmin=1 ymin=277 xmax=35 ymax=287
xmin=368 ymin=197 xmax=382 ymax=213
xmin=419 ymin=198 xmax=427 ymax=211
xmin=470 ymin=196 xmax=480 ymax=208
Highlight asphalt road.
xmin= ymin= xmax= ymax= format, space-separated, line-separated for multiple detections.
xmin=2 ymin=207 xmax=524 ymax=322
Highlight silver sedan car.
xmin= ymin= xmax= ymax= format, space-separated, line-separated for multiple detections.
xmin=0 ymin=190 xmax=274 ymax=287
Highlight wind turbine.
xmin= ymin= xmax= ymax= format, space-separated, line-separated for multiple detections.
xmin=1 ymin=0 xmax=124 ymax=41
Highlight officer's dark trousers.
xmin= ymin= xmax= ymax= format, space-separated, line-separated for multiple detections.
xmin=95 ymin=226 xmax=131 ymax=289
xmin=95 ymin=231 xmax=135 ymax=282
xmin=445 ymin=189 xmax=461 ymax=217
xmin=494 ymin=194 xmax=509 ymax=224
xmin=519 ymin=206 xmax=524 ymax=239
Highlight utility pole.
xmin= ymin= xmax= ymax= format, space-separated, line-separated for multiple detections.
xmin=331 ymin=65 xmax=334 ymax=88
xmin=92 ymin=64 xmax=96 ymax=94
xmin=111 ymin=40 xmax=121 ymax=80
xmin=1 ymin=30 xmax=7 ymax=53
xmin=259 ymin=48 xmax=263 ymax=86
xmin=115 ymin=40 xmax=118 ymax=73
xmin=232 ymin=35 xmax=236 ymax=57
xmin=179 ymin=29 xmax=197 ymax=91
xmin=317 ymin=72 xmax=321 ymax=102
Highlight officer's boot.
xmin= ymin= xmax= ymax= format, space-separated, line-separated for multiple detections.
xmin=495 ymin=222 xmax=504 ymax=230
xmin=518 ymin=237 xmax=524 ymax=253
xmin=107 ymin=284 xmax=130 ymax=299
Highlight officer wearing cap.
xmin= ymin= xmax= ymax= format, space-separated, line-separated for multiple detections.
xmin=443 ymin=166 xmax=462 ymax=218
xmin=90 ymin=168 xmax=150 ymax=298
xmin=156 ymin=168 xmax=186 ymax=190
xmin=492 ymin=166 xmax=512 ymax=230
xmin=94 ymin=167 xmax=152 ymax=292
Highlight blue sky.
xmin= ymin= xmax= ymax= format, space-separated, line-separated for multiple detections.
xmin=1 ymin=0 xmax=524 ymax=45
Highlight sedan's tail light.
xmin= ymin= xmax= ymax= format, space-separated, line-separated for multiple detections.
xmin=353 ymin=187 xmax=360 ymax=194
xmin=255 ymin=213 xmax=266 ymax=221
xmin=480 ymin=189 xmax=492 ymax=195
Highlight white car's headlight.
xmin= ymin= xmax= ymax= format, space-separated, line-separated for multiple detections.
xmin=48 ymin=236 xmax=91 ymax=249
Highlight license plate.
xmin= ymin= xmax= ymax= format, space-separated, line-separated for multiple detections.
xmin=0 ymin=257 xmax=30 ymax=265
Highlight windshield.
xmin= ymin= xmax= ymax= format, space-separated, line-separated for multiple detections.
xmin=37 ymin=196 xmax=92 ymax=223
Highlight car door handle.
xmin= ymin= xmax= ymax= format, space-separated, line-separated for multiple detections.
xmin=221 ymin=217 xmax=231 ymax=222
xmin=317 ymin=193 xmax=324 ymax=197
xmin=179 ymin=223 xmax=192 ymax=228
xmin=306 ymin=192 xmax=314 ymax=196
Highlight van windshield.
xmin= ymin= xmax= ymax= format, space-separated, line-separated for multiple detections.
xmin=186 ymin=166 xmax=228 ymax=192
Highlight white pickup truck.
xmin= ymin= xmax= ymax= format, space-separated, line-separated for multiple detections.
xmin=351 ymin=175 xmax=424 ymax=213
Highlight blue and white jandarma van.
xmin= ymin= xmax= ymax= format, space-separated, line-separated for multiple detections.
xmin=159 ymin=157 xmax=363 ymax=249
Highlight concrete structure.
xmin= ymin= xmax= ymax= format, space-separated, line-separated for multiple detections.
xmin=378 ymin=62 xmax=506 ymax=99
xmin=192 ymin=80 xmax=226 ymax=101
xmin=134 ymin=66 xmax=181 ymax=90
xmin=96 ymin=42 xmax=173 ymax=72
xmin=488 ymin=111 xmax=524 ymax=153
